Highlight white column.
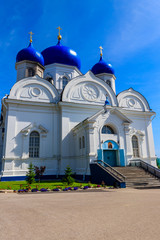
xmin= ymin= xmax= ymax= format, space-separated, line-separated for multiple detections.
xmin=124 ymin=124 xmax=132 ymax=163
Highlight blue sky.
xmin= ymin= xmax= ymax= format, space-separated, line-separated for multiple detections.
xmin=0 ymin=0 xmax=160 ymax=156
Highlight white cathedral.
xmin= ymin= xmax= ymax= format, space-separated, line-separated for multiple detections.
xmin=0 ymin=30 xmax=157 ymax=181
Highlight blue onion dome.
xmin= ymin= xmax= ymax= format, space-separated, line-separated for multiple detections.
xmin=91 ymin=47 xmax=114 ymax=75
xmin=41 ymin=39 xmax=81 ymax=69
xmin=16 ymin=42 xmax=44 ymax=66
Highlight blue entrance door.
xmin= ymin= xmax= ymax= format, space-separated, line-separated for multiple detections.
xmin=103 ymin=150 xmax=117 ymax=167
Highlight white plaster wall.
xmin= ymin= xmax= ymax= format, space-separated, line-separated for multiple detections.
xmin=60 ymin=104 xmax=101 ymax=174
xmin=2 ymin=159 xmax=59 ymax=176
xmin=2 ymin=103 xmax=60 ymax=176
xmin=72 ymin=131 xmax=91 ymax=176
xmin=44 ymin=63 xmax=81 ymax=90
xmin=95 ymin=73 xmax=116 ymax=94
xmin=146 ymin=120 xmax=156 ymax=159
xmin=61 ymin=104 xmax=102 ymax=157
xmin=121 ymin=110 xmax=156 ymax=165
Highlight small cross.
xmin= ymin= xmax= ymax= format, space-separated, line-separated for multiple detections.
xmin=29 ymin=31 xmax=34 ymax=43
xmin=57 ymin=26 xmax=62 ymax=36
xmin=99 ymin=46 xmax=103 ymax=56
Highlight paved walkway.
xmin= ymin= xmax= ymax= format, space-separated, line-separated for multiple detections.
xmin=0 ymin=188 xmax=160 ymax=240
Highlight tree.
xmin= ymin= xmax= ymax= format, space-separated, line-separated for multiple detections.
xmin=34 ymin=166 xmax=46 ymax=183
xmin=62 ymin=166 xmax=75 ymax=185
xmin=26 ymin=162 xmax=35 ymax=185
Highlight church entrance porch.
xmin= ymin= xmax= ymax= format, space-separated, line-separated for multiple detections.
xmin=97 ymin=140 xmax=126 ymax=167
xmin=103 ymin=150 xmax=117 ymax=167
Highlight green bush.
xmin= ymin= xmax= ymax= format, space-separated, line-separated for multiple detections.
xmin=26 ymin=162 xmax=35 ymax=185
xmin=62 ymin=166 xmax=75 ymax=185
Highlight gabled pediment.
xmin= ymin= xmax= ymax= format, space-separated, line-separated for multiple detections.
xmin=21 ymin=123 xmax=48 ymax=136
xmin=87 ymin=106 xmax=132 ymax=124
xmin=72 ymin=106 xmax=132 ymax=133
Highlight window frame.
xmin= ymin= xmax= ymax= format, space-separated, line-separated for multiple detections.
xmin=132 ymin=135 xmax=140 ymax=158
xmin=28 ymin=68 xmax=35 ymax=77
xmin=79 ymin=137 xmax=81 ymax=149
xmin=62 ymin=77 xmax=68 ymax=89
xmin=106 ymin=80 xmax=111 ymax=87
xmin=82 ymin=136 xmax=85 ymax=148
xmin=29 ymin=131 xmax=40 ymax=158
xmin=102 ymin=125 xmax=114 ymax=134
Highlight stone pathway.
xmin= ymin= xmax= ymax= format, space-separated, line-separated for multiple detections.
xmin=0 ymin=188 xmax=160 ymax=240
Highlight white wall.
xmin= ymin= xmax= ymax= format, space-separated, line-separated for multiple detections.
xmin=2 ymin=102 xmax=60 ymax=176
xmin=121 ymin=110 xmax=156 ymax=165
xmin=44 ymin=63 xmax=81 ymax=90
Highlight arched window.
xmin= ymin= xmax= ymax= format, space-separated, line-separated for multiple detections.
xmin=29 ymin=131 xmax=40 ymax=158
xmin=62 ymin=77 xmax=68 ymax=89
xmin=82 ymin=136 xmax=85 ymax=148
xmin=132 ymin=135 xmax=139 ymax=157
xmin=106 ymin=80 xmax=111 ymax=87
xmin=102 ymin=125 xmax=114 ymax=134
xmin=79 ymin=137 xmax=81 ymax=149
xmin=28 ymin=68 xmax=35 ymax=77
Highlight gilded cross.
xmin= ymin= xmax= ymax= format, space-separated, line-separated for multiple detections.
xmin=57 ymin=26 xmax=62 ymax=35
xmin=57 ymin=26 xmax=62 ymax=40
xmin=99 ymin=46 xmax=103 ymax=56
xmin=29 ymin=31 xmax=34 ymax=43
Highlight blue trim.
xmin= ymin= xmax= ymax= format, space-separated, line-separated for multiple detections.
xmin=102 ymin=140 xmax=119 ymax=150
xmin=1 ymin=176 xmax=27 ymax=181
xmin=120 ymin=182 xmax=126 ymax=188
xmin=119 ymin=149 xmax=125 ymax=166
xmin=1 ymin=174 xmax=91 ymax=182
xmin=97 ymin=149 xmax=103 ymax=160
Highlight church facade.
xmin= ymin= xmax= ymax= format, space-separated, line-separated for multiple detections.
xmin=0 ymin=31 xmax=157 ymax=181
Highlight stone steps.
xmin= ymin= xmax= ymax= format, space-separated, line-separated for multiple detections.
xmin=114 ymin=166 xmax=160 ymax=189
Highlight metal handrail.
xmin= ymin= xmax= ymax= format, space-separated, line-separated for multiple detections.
xmin=95 ymin=160 xmax=125 ymax=182
xmin=130 ymin=159 xmax=160 ymax=179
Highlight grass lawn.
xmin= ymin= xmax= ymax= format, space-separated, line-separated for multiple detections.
xmin=0 ymin=180 xmax=97 ymax=190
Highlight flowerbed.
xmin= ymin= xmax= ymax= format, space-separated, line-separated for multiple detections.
xmin=31 ymin=188 xmax=39 ymax=192
xmin=16 ymin=185 xmax=110 ymax=193
xmin=40 ymin=188 xmax=48 ymax=192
